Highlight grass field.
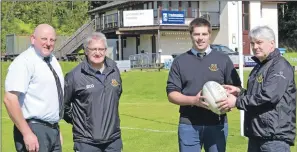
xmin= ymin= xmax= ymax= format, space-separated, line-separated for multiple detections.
xmin=1 ymin=62 xmax=296 ymax=152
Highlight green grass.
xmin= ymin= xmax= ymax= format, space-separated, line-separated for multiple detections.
xmin=1 ymin=62 xmax=296 ymax=152
xmin=283 ymin=52 xmax=297 ymax=66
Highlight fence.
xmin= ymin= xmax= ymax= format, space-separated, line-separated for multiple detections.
xmin=129 ymin=53 xmax=163 ymax=69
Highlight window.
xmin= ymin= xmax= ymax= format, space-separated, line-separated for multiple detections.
xmin=181 ymin=1 xmax=188 ymax=17
xmin=153 ymin=1 xmax=158 ymax=17
xmin=162 ymin=1 xmax=169 ymax=10
xmin=134 ymin=4 xmax=143 ymax=10
xmin=191 ymin=1 xmax=198 ymax=18
xmin=123 ymin=38 xmax=126 ymax=48
xmin=171 ymin=1 xmax=178 ymax=11
xmin=148 ymin=2 xmax=153 ymax=9
xmin=242 ymin=1 xmax=250 ymax=31
xmin=144 ymin=3 xmax=147 ymax=9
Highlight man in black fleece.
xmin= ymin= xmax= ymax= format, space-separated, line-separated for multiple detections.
xmin=166 ymin=17 xmax=241 ymax=152
xmin=218 ymin=26 xmax=296 ymax=152
xmin=63 ymin=32 xmax=123 ymax=152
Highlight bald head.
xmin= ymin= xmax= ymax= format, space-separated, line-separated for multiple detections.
xmin=31 ymin=24 xmax=57 ymax=57
xmin=33 ymin=24 xmax=56 ymax=37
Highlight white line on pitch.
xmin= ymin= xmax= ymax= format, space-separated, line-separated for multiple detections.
xmin=2 ymin=117 xmax=176 ymax=133
xmin=120 ymin=127 xmax=176 ymax=133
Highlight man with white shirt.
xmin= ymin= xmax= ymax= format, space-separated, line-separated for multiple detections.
xmin=4 ymin=24 xmax=63 ymax=152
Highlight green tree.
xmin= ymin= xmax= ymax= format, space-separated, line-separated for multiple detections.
xmin=1 ymin=1 xmax=90 ymax=52
xmin=278 ymin=1 xmax=297 ymax=51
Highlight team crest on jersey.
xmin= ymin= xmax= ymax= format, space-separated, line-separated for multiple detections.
xmin=209 ymin=64 xmax=219 ymax=71
xmin=111 ymin=79 xmax=119 ymax=87
xmin=256 ymin=74 xmax=263 ymax=83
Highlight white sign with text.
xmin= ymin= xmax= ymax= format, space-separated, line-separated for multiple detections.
xmin=123 ymin=9 xmax=154 ymax=27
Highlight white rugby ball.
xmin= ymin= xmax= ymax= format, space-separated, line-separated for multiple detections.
xmin=202 ymin=81 xmax=228 ymax=115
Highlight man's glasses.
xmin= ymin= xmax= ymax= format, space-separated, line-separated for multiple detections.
xmin=87 ymin=47 xmax=107 ymax=53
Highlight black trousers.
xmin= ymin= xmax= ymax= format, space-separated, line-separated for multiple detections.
xmin=13 ymin=120 xmax=61 ymax=152
xmin=247 ymin=138 xmax=290 ymax=152
xmin=74 ymin=138 xmax=123 ymax=152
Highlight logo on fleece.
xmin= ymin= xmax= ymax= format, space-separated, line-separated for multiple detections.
xmin=111 ymin=79 xmax=119 ymax=87
xmin=209 ymin=64 xmax=219 ymax=71
xmin=256 ymin=74 xmax=263 ymax=83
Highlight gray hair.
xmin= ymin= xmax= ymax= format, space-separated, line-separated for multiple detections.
xmin=83 ymin=32 xmax=108 ymax=50
xmin=249 ymin=26 xmax=275 ymax=42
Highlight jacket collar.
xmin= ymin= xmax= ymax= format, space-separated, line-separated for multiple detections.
xmin=252 ymin=48 xmax=281 ymax=64
xmin=81 ymin=57 xmax=117 ymax=75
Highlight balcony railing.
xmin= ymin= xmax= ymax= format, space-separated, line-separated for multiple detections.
xmin=95 ymin=9 xmax=220 ymax=31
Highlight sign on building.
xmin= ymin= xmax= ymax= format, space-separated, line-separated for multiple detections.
xmin=244 ymin=55 xmax=257 ymax=67
xmin=161 ymin=10 xmax=185 ymax=24
xmin=123 ymin=9 xmax=154 ymax=27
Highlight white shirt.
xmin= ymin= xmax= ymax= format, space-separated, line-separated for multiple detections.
xmin=5 ymin=46 xmax=64 ymax=123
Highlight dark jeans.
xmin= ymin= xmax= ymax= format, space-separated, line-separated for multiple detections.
xmin=178 ymin=123 xmax=228 ymax=152
xmin=74 ymin=138 xmax=123 ymax=152
xmin=248 ymin=138 xmax=290 ymax=152
xmin=13 ymin=122 xmax=61 ymax=152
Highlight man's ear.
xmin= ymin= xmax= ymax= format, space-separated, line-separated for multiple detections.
xmin=270 ymin=40 xmax=275 ymax=50
xmin=30 ymin=34 xmax=35 ymax=45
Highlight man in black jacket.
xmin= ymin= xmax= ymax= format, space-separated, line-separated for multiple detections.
xmin=218 ymin=26 xmax=296 ymax=152
xmin=63 ymin=32 xmax=123 ymax=152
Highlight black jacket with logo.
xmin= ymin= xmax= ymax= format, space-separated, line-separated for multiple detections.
xmin=63 ymin=57 xmax=122 ymax=144
xmin=236 ymin=49 xmax=296 ymax=145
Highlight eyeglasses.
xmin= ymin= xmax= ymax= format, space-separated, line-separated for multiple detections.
xmin=87 ymin=47 xmax=107 ymax=53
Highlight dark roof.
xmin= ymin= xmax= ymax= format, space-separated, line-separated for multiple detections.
xmin=88 ymin=1 xmax=130 ymax=13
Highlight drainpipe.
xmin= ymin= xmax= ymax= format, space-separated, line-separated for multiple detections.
xmin=118 ymin=34 xmax=122 ymax=61
xmin=157 ymin=6 xmax=162 ymax=65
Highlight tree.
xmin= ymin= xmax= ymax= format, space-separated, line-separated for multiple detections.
xmin=278 ymin=1 xmax=297 ymax=51
xmin=1 ymin=1 xmax=90 ymax=52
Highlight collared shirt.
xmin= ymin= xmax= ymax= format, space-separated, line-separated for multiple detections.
xmin=5 ymin=46 xmax=64 ymax=123
xmin=191 ymin=45 xmax=212 ymax=57
xmin=86 ymin=60 xmax=106 ymax=82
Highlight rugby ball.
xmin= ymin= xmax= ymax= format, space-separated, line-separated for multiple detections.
xmin=202 ymin=81 xmax=228 ymax=115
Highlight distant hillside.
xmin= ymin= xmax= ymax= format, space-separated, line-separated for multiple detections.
xmin=1 ymin=1 xmax=93 ymax=52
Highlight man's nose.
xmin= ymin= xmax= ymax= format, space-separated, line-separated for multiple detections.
xmin=197 ymin=35 xmax=203 ymax=40
xmin=46 ymin=40 xmax=51 ymax=46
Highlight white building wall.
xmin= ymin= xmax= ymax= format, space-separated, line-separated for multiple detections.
xmin=211 ymin=1 xmax=229 ymax=48
xmin=249 ymin=2 xmax=279 ymax=49
xmin=261 ymin=3 xmax=279 ymax=48
xmin=227 ymin=1 xmax=240 ymax=51
xmin=123 ymin=37 xmax=136 ymax=60
xmin=250 ymin=2 xmax=262 ymax=29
